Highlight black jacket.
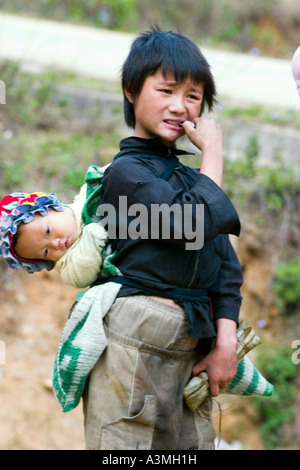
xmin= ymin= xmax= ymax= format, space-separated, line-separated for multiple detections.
xmin=99 ymin=136 xmax=243 ymax=338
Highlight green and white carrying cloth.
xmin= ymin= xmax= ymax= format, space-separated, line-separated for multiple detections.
xmin=184 ymin=319 xmax=274 ymax=412
xmin=53 ymin=163 xmax=123 ymax=412
xmin=53 ymin=282 xmax=121 ymax=412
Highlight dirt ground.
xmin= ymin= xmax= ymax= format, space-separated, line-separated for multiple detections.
xmin=0 ymin=267 xmax=85 ymax=450
xmin=0 ymin=221 xmax=288 ymax=449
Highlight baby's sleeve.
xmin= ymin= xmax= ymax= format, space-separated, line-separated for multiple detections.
xmin=54 ymin=223 xmax=107 ymax=288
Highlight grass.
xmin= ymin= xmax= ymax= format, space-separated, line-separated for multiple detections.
xmin=0 ymin=129 xmax=121 ymax=202
xmin=0 ymin=60 xmax=124 ymax=201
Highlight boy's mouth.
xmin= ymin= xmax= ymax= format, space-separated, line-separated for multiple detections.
xmin=164 ymin=119 xmax=185 ymax=129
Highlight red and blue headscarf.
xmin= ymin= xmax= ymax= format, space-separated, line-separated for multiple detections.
xmin=0 ymin=191 xmax=65 ymax=273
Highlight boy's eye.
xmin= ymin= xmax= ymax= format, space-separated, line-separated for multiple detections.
xmin=44 ymin=248 xmax=49 ymax=258
xmin=46 ymin=226 xmax=50 ymax=235
xmin=188 ymin=93 xmax=201 ymax=101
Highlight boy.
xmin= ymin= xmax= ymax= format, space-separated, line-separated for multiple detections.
xmin=83 ymin=28 xmax=243 ymax=450
xmin=0 ymin=165 xmax=112 ymax=288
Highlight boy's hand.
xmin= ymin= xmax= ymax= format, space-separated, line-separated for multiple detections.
xmin=182 ymin=118 xmax=223 ymax=152
xmin=182 ymin=118 xmax=224 ymax=188
xmin=192 ymin=318 xmax=238 ymax=397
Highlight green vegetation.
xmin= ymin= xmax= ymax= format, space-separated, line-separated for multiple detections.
xmin=222 ymin=127 xmax=299 ymax=447
xmin=222 ymin=105 xmax=300 ymax=130
xmin=254 ymin=344 xmax=298 ymax=449
xmin=224 ymin=133 xmax=300 ymax=212
xmin=0 ymin=130 xmax=120 ymax=200
xmin=0 ymin=61 xmax=122 ymax=201
xmin=273 ymin=259 xmax=300 ymax=315
xmin=1 ymin=0 xmax=139 ymax=31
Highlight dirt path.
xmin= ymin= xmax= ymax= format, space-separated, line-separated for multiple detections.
xmin=0 ymin=269 xmax=85 ymax=450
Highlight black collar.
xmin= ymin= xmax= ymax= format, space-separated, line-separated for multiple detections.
xmin=119 ymin=136 xmax=194 ymax=160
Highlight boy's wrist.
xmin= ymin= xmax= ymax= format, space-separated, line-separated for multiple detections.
xmin=215 ymin=318 xmax=238 ymax=349
xmin=200 ymin=153 xmax=224 ymax=188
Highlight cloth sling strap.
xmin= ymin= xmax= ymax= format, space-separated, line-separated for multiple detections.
xmin=102 ymin=275 xmax=210 ymax=303
xmin=113 ymin=150 xmax=199 ymax=184
xmin=82 ymin=152 xmax=196 ymax=227
xmin=81 ymin=165 xmax=106 ymax=226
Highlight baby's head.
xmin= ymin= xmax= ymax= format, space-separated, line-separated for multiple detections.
xmin=0 ymin=192 xmax=77 ymax=273
xmin=292 ymin=45 xmax=300 ymax=96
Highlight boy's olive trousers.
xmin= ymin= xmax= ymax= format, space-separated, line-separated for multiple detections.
xmin=83 ymin=295 xmax=215 ymax=450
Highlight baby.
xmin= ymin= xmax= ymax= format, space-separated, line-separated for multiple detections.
xmin=0 ymin=166 xmax=115 ymax=288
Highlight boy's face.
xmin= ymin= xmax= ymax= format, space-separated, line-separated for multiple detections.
xmin=15 ymin=208 xmax=78 ymax=262
xmin=127 ymin=69 xmax=204 ymax=146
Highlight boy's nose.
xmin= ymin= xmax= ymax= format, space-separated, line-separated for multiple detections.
xmin=168 ymin=95 xmax=185 ymax=113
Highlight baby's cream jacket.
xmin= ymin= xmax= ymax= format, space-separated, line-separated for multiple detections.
xmin=54 ymin=184 xmax=107 ymax=288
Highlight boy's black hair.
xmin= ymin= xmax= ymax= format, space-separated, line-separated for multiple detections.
xmin=122 ymin=27 xmax=217 ymax=128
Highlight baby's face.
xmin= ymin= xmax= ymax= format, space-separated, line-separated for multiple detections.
xmin=15 ymin=208 xmax=78 ymax=262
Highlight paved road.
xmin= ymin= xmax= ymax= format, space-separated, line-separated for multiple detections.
xmin=0 ymin=12 xmax=299 ymax=111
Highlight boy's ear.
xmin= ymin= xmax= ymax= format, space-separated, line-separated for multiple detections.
xmin=124 ymin=87 xmax=134 ymax=104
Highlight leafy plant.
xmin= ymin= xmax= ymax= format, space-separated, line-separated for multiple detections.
xmin=254 ymin=344 xmax=298 ymax=449
xmin=244 ymin=133 xmax=259 ymax=176
xmin=273 ymin=259 xmax=300 ymax=315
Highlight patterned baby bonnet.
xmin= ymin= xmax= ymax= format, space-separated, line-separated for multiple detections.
xmin=0 ymin=191 xmax=65 ymax=273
